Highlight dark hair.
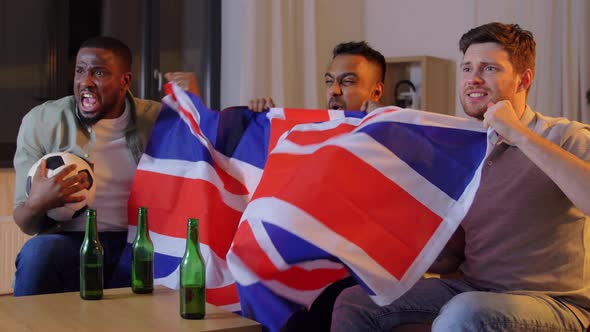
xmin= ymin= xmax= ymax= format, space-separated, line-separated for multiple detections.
xmin=333 ymin=41 xmax=386 ymax=83
xmin=459 ymin=22 xmax=535 ymax=75
xmin=79 ymin=36 xmax=132 ymax=72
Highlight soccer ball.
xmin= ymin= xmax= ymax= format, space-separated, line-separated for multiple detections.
xmin=26 ymin=152 xmax=96 ymax=221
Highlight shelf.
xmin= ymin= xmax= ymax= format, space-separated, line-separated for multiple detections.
xmin=383 ymin=56 xmax=455 ymax=116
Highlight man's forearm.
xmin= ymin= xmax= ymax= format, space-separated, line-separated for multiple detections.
xmin=514 ymin=129 xmax=590 ymax=215
xmin=13 ymin=202 xmax=46 ymax=235
xmin=484 ymin=101 xmax=590 ymax=215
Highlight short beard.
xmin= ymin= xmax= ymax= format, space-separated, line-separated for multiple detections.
xmin=460 ymin=99 xmax=486 ymax=121
xmin=78 ymin=111 xmax=105 ymax=126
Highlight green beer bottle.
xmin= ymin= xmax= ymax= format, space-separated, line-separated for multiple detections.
xmin=132 ymin=207 xmax=154 ymax=294
xmin=179 ymin=218 xmax=206 ymax=319
xmin=80 ymin=209 xmax=103 ymax=300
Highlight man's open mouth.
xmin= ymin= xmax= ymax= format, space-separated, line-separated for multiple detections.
xmin=329 ymin=102 xmax=344 ymax=110
xmin=466 ymin=90 xmax=488 ymax=99
xmin=80 ymin=91 xmax=98 ymax=110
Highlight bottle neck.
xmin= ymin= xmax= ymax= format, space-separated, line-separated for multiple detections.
xmin=137 ymin=213 xmax=149 ymax=237
xmin=85 ymin=215 xmax=98 ymax=242
xmin=185 ymin=225 xmax=200 ymax=255
xmin=135 ymin=207 xmax=150 ymax=239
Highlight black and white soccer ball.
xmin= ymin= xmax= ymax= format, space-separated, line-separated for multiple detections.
xmin=26 ymin=152 xmax=96 ymax=221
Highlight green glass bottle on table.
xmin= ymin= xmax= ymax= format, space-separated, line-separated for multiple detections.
xmin=80 ymin=208 xmax=103 ymax=300
xmin=179 ymin=218 xmax=206 ymax=319
xmin=132 ymin=207 xmax=154 ymax=294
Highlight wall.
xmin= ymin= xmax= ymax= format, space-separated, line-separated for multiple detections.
xmin=365 ymin=0 xmax=468 ymax=61
xmin=366 ymin=0 xmax=590 ymax=118
xmin=313 ymin=0 xmax=365 ymax=108
xmin=365 ymin=0 xmax=466 ymax=116
xmin=220 ymin=0 xmax=590 ymax=118
xmin=220 ymin=0 xmax=364 ymax=110
xmin=220 ymin=0 xmax=465 ymax=112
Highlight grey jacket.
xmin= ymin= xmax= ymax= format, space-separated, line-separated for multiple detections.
xmin=13 ymin=91 xmax=160 ymax=226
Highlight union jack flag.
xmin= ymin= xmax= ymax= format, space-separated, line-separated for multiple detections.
xmin=121 ymin=84 xmax=490 ymax=330
xmin=119 ymin=84 xmax=365 ymax=313
xmin=227 ymin=105 xmax=490 ymax=330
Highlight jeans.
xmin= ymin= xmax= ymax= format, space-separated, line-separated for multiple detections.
xmin=13 ymin=231 xmax=129 ymax=296
xmin=331 ymin=278 xmax=585 ymax=332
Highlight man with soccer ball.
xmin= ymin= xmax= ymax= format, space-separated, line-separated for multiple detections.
xmin=12 ymin=36 xmax=198 ymax=296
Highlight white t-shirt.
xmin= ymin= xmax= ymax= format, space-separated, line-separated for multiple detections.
xmin=64 ymin=102 xmax=137 ymax=231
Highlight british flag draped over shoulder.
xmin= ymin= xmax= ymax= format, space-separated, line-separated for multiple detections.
xmin=121 ymin=83 xmax=490 ymax=330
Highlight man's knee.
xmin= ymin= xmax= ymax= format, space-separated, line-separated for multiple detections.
xmin=16 ymin=235 xmax=76 ymax=270
xmin=332 ymin=285 xmax=381 ymax=331
xmin=334 ymin=285 xmax=373 ymax=317
xmin=432 ymin=291 xmax=489 ymax=331
xmin=334 ymin=285 xmax=382 ymax=315
xmin=14 ymin=234 xmax=82 ymax=296
xmin=332 ymin=282 xmax=444 ymax=332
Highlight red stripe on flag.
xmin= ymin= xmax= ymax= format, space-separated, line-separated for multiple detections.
xmin=232 ymin=222 xmax=349 ymax=290
xmin=206 ymin=283 xmax=240 ymax=306
xmin=213 ymin=163 xmax=249 ymax=195
xmin=177 ymin=105 xmax=203 ymax=140
xmin=252 ymin=146 xmax=442 ymax=279
xmin=164 ymin=82 xmax=174 ymax=96
xmin=174 ymin=105 xmax=248 ymax=195
xmin=285 ymin=123 xmax=356 ymax=146
xmin=269 ymin=118 xmax=297 ymax=153
xmin=283 ymin=108 xmax=331 ymax=121
xmin=268 ymin=109 xmax=331 ymax=152
xmin=129 ymin=170 xmax=243 ymax=258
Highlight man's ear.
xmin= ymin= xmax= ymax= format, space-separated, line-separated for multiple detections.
xmin=517 ymin=68 xmax=533 ymax=93
xmin=122 ymin=72 xmax=132 ymax=91
xmin=372 ymin=81 xmax=384 ymax=101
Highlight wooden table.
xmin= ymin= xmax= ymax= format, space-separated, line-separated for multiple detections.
xmin=0 ymin=287 xmax=261 ymax=332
